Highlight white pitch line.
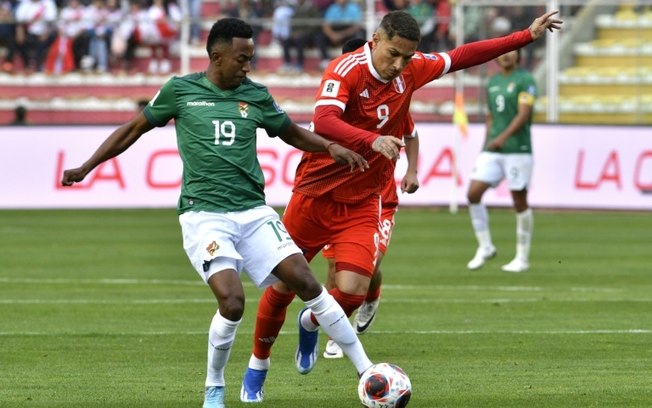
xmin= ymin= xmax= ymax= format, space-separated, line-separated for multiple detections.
xmin=0 ymin=277 xmax=628 ymax=294
xmin=0 ymin=277 xmax=205 ymax=286
xmin=1 ymin=297 xmax=651 ymax=305
xmin=0 ymin=329 xmax=650 ymax=336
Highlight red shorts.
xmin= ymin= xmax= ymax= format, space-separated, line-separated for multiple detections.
xmin=283 ymin=192 xmax=381 ymax=277
xmin=323 ymin=205 xmax=397 ymax=259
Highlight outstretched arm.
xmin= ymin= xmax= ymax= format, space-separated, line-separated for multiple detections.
xmin=447 ymin=10 xmax=562 ymax=73
xmin=61 ymin=113 xmax=155 ymax=186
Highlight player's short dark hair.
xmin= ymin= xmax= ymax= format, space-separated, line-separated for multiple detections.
xmin=206 ymin=18 xmax=254 ymax=55
xmin=378 ymin=11 xmax=421 ymax=42
xmin=342 ymin=38 xmax=367 ymax=54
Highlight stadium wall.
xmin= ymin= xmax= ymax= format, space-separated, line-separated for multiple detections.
xmin=1 ymin=124 xmax=650 ymax=210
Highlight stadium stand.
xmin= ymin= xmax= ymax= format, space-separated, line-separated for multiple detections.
xmin=534 ymin=3 xmax=652 ymax=124
xmin=5 ymin=2 xmax=649 ymax=126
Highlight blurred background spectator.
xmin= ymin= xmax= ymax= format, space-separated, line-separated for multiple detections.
xmin=15 ymin=0 xmax=58 ymax=72
xmin=406 ymin=0 xmax=435 ymax=52
xmin=224 ymin=0 xmax=264 ymax=67
xmin=84 ymin=0 xmax=113 ymax=73
xmin=315 ymin=0 xmax=363 ymax=68
xmin=285 ymin=0 xmax=321 ymax=73
xmin=271 ymin=0 xmax=294 ymax=72
xmin=0 ymin=0 xmax=17 ymax=72
xmin=45 ymin=0 xmax=88 ymax=74
xmin=10 ymin=105 xmax=28 ymax=125
xmin=185 ymin=0 xmax=202 ymax=45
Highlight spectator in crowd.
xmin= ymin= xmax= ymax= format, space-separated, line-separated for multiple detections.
xmin=10 ymin=105 xmax=29 ymax=125
xmin=315 ymin=0 xmax=363 ymax=68
xmin=448 ymin=1 xmax=483 ymax=43
xmin=103 ymin=0 xmax=126 ymax=68
xmin=46 ymin=0 xmax=88 ymax=74
xmin=381 ymin=0 xmax=405 ymax=12
xmin=0 ymin=0 xmax=17 ymax=72
xmin=509 ymin=6 xmax=540 ymax=69
xmin=15 ymin=0 xmax=58 ymax=72
xmin=84 ymin=0 xmax=114 ymax=73
xmin=140 ymin=0 xmax=182 ymax=74
xmin=406 ymin=0 xmax=434 ymax=52
xmin=186 ymin=0 xmax=202 ymax=45
xmin=312 ymin=0 xmax=332 ymax=14
xmin=271 ymin=0 xmax=295 ymax=73
xmin=110 ymin=0 xmax=137 ymax=72
xmin=112 ymin=0 xmax=180 ymax=74
xmin=285 ymin=0 xmax=321 ymax=72
xmin=111 ymin=0 xmax=142 ymax=73
xmin=433 ymin=0 xmax=452 ymax=51
xmin=224 ymin=0 xmax=264 ymax=67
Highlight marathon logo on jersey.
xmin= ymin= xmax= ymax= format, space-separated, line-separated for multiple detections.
xmin=187 ymin=101 xmax=216 ymax=106
xmin=239 ymin=101 xmax=249 ymax=118
xmin=321 ymin=80 xmax=341 ymax=97
xmin=393 ymin=75 xmax=406 ymax=94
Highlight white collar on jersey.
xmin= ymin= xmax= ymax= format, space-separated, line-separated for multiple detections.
xmin=365 ymin=42 xmax=390 ymax=84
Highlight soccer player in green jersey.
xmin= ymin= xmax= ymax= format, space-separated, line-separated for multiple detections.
xmin=61 ymin=17 xmax=378 ymax=408
xmin=466 ymin=48 xmax=536 ymax=273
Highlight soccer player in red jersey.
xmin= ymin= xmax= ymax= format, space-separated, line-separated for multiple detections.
xmin=320 ymin=39 xmax=419 ymax=358
xmin=241 ymin=10 xmax=562 ymax=402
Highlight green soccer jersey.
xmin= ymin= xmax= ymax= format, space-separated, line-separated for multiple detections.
xmin=485 ymin=69 xmax=537 ymax=154
xmin=143 ymin=73 xmax=291 ymax=214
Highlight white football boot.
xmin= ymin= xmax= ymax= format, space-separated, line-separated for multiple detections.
xmin=501 ymin=258 xmax=529 ymax=273
xmin=466 ymin=246 xmax=497 ymax=270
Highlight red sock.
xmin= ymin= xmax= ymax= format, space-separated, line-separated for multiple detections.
xmin=365 ymin=286 xmax=381 ymax=302
xmin=313 ymin=287 xmax=365 ymax=324
xmin=252 ymin=286 xmax=295 ymax=360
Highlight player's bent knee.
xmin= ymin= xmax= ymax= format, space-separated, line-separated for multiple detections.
xmin=218 ymin=296 xmax=245 ymax=321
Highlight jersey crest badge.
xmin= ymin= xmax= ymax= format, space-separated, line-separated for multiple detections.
xmin=423 ymin=53 xmax=439 ymax=61
xmin=321 ymin=80 xmax=341 ymax=97
xmin=507 ymin=82 xmax=515 ymax=93
xmin=206 ymin=241 xmax=220 ymax=257
xmin=392 ymin=75 xmax=405 ymax=94
xmin=239 ymin=102 xmax=249 ymax=118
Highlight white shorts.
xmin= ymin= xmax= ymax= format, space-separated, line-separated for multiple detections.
xmin=471 ymin=152 xmax=533 ymax=190
xmin=179 ymin=206 xmax=303 ymax=288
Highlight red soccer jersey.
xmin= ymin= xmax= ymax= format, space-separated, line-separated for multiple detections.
xmin=382 ymin=114 xmax=416 ymax=209
xmin=293 ymin=42 xmax=450 ymax=204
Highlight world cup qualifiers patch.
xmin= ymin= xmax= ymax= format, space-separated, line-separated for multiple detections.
xmin=273 ymin=101 xmax=284 ymax=113
xmin=321 ymin=80 xmax=341 ymax=97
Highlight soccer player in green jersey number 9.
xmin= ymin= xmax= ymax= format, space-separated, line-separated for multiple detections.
xmin=466 ymin=48 xmax=537 ymax=273
xmin=61 ymin=17 xmax=378 ymax=408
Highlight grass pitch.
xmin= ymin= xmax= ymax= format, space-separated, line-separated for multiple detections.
xmin=1 ymin=207 xmax=651 ymax=407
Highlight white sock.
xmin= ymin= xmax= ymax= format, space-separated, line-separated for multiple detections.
xmin=247 ymin=354 xmax=270 ymax=371
xmin=515 ymin=208 xmax=533 ymax=261
xmin=304 ymin=288 xmax=373 ymax=375
xmin=469 ymin=203 xmax=493 ymax=249
xmin=206 ymin=311 xmax=241 ymax=387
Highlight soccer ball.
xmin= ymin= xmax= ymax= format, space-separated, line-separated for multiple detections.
xmin=358 ymin=363 xmax=412 ymax=408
